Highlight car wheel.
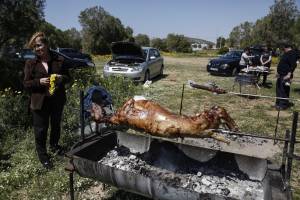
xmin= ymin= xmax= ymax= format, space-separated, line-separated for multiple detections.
xmin=159 ymin=65 xmax=164 ymax=76
xmin=144 ymin=70 xmax=150 ymax=82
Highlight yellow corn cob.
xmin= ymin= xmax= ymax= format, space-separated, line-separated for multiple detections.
xmin=49 ymin=74 xmax=57 ymax=95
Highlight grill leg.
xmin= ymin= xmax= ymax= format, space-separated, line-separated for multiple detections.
xmin=69 ymin=172 xmax=75 ymax=200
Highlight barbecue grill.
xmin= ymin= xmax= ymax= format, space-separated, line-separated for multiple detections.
xmin=65 ymin=91 xmax=299 ymax=200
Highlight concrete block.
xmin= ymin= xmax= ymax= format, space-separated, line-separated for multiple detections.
xmin=177 ymin=144 xmax=217 ymax=162
xmin=117 ymin=131 xmax=152 ymax=154
xmin=235 ymin=154 xmax=267 ymax=181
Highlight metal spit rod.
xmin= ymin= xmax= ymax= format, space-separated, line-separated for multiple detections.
xmin=209 ymin=128 xmax=299 ymax=143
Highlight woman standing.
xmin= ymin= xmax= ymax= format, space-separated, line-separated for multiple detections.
xmin=239 ymin=47 xmax=254 ymax=70
xmin=23 ymin=32 xmax=70 ymax=169
xmin=259 ymin=47 xmax=272 ymax=85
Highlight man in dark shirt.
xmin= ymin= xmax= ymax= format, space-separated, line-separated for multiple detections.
xmin=275 ymin=43 xmax=298 ymax=110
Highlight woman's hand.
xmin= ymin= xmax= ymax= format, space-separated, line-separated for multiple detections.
xmin=283 ymin=72 xmax=291 ymax=80
xmin=40 ymin=77 xmax=50 ymax=86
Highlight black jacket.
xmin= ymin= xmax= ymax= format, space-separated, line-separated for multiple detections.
xmin=277 ymin=49 xmax=298 ymax=76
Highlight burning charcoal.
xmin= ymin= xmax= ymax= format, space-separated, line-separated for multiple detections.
xmin=210 ymin=184 xmax=217 ymax=190
xmin=182 ymin=181 xmax=189 ymax=188
xmin=97 ymin=145 xmax=267 ymax=199
xmin=197 ymin=172 xmax=202 ymax=177
xmin=201 ymin=177 xmax=211 ymax=186
xmin=221 ymin=188 xmax=230 ymax=196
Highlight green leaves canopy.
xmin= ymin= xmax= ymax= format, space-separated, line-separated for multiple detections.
xmin=166 ymin=34 xmax=192 ymax=53
xmin=0 ymin=0 xmax=45 ymax=50
xmin=227 ymin=0 xmax=300 ymax=48
xmin=134 ymin=34 xmax=150 ymax=47
xmin=79 ymin=6 xmax=130 ymax=54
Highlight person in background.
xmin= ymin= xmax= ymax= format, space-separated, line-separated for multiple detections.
xmin=23 ymin=32 xmax=70 ymax=169
xmin=259 ymin=47 xmax=272 ymax=85
xmin=239 ymin=47 xmax=254 ymax=70
xmin=275 ymin=43 xmax=298 ymax=110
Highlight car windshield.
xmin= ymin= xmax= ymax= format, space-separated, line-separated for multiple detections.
xmin=221 ymin=51 xmax=241 ymax=58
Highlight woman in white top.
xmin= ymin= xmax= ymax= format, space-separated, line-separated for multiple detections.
xmin=239 ymin=47 xmax=254 ymax=69
xmin=259 ymin=47 xmax=272 ymax=85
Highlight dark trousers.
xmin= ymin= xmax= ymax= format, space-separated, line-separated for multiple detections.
xmin=275 ymin=77 xmax=290 ymax=108
xmin=262 ymin=65 xmax=270 ymax=84
xmin=32 ymin=97 xmax=64 ymax=163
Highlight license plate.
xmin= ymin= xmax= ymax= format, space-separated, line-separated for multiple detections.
xmin=210 ymin=68 xmax=218 ymax=71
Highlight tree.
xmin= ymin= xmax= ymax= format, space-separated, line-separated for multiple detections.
xmin=227 ymin=0 xmax=300 ymax=48
xmin=134 ymin=34 xmax=150 ymax=46
xmin=291 ymin=17 xmax=300 ymax=47
xmin=64 ymin=28 xmax=82 ymax=50
xmin=166 ymin=34 xmax=191 ymax=53
xmin=39 ymin=22 xmax=69 ymax=49
xmin=125 ymin=26 xmax=133 ymax=38
xmin=79 ymin=6 xmax=129 ymax=54
xmin=216 ymin=37 xmax=226 ymax=48
xmin=227 ymin=22 xmax=254 ymax=48
xmin=228 ymin=26 xmax=241 ymax=48
xmin=268 ymin=0 xmax=299 ymax=45
xmin=151 ymin=38 xmax=167 ymax=51
xmin=251 ymin=16 xmax=273 ymax=47
xmin=0 ymin=0 xmax=45 ymax=52
xmin=240 ymin=22 xmax=254 ymax=48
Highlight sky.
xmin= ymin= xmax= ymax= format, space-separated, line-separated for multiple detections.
xmin=44 ymin=0 xmax=300 ymax=43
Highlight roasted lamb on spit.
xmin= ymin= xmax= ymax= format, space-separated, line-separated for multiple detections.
xmin=91 ymin=98 xmax=238 ymax=143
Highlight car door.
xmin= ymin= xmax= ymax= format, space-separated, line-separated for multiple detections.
xmin=153 ymin=49 xmax=163 ymax=75
xmin=148 ymin=49 xmax=158 ymax=78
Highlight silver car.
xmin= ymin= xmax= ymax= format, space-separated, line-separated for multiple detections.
xmin=103 ymin=42 xmax=164 ymax=82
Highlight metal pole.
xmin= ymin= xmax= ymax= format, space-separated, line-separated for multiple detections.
xmin=69 ymin=172 xmax=75 ymax=200
xmin=179 ymin=84 xmax=185 ymax=115
xmin=281 ymin=129 xmax=290 ymax=190
xmin=210 ymin=129 xmax=296 ymax=143
xmin=274 ymin=110 xmax=281 ymax=144
xmin=285 ymin=112 xmax=298 ymax=188
xmin=80 ymin=90 xmax=85 ymax=141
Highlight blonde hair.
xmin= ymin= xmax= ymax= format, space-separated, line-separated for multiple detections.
xmin=27 ymin=32 xmax=48 ymax=49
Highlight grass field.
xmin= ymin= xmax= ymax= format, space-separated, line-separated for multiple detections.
xmin=81 ymin=54 xmax=300 ymax=199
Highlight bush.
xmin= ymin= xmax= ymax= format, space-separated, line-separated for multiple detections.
xmin=0 ymin=58 xmax=24 ymax=91
xmin=0 ymin=89 xmax=31 ymax=134
xmin=218 ymin=47 xmax=229 ymax=55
